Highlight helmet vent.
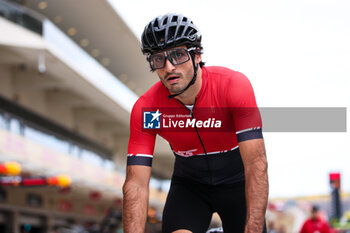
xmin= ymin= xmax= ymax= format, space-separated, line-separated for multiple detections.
xmin=172 ymin=15 xmax=178 ymax=22
xmin=185 ymin=27 xmax=195 ymax=37
xmin=163 ymin=17 xmax=168 ymax=25
xmin=154 ymin=19 xmax=159 ymax=28
xmin=183 ymin=17 xmax=188 ymax=22
xmin=168 ymin=26 xmax=176 ymax=41
xmin=155 ymin=31 xmax=165 ymax=43
xmin=177 ymin=25 xmax=185 ymax=37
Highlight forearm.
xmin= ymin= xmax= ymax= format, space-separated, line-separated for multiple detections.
xmin=123 ymin=181 xmax=149 ymax=233
xmin=244 ymin=157 xmax=269 ymax=233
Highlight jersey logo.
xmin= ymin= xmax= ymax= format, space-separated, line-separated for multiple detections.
xmin=143 ymin=110 xmax=162 ymax=129
xmin=175 ymin=149 xmax=198 ymax=157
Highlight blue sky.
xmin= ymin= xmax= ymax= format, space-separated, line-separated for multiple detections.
xmin=110 ymin=0 xmax=350 ymax=198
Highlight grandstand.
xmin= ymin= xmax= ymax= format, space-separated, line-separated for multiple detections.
xmin=0 ymin=0 xmax=173 ymax=232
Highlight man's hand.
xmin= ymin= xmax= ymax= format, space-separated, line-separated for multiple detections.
xmin=239 ymin=138 xmax=268 ymax=233
xmin=123 ymin=165 xmax=152 ymax=233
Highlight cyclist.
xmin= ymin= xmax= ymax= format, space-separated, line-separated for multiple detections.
xmin=123 ymin=13 xmax=269 ymax=233
xmin=299 ymin=205 xmax=332 ymax=233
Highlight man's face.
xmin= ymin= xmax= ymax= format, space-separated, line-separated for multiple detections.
xmin=153 ymin=45 xmax=199 ymax=95
xmin=311 ymin=210 xmax=319 ymax=220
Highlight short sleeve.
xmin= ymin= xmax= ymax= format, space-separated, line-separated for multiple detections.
xmin=127 ymin=97 xmax=156 ymax=166
xmin=227 ymin=72 xmax=263 ymax=142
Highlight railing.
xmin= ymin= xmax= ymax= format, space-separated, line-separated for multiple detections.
xmin=0 ymin=0 xmax=43 ymax=35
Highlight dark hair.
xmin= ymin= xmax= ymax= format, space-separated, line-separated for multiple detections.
xmin=189 ymin=45 xmax=205 ymax=68
xmin=312 ymin=205 xmax=319 ymax=212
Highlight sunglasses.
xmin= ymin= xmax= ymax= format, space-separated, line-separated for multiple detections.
xmin=149 ymin=47 xmax=196 ymax=70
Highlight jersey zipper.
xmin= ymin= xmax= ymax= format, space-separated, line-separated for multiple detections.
xmin=175 ymin=98 xmax=214 ymax=184
xmin=175 ymin=98 xmax=207 ymax=154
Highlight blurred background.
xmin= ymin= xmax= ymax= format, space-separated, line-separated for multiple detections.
xmin=0 ymin=0 xmax=349 ymax=232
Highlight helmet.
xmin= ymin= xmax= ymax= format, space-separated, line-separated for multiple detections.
xmin=141 ymin=13 xmax=202 ymax=54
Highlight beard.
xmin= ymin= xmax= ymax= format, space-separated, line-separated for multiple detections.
xmin=160 ymin=70 xmax=193 ymax=94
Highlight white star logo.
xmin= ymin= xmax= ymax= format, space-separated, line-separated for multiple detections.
xmin=151 ymin=110 xmax=161 ymax=122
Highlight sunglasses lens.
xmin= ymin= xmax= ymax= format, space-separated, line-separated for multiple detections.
xmin=149 ymin=48 xmax=190 ymax=69
xmin=150 ymin=54 xmax=165 ymax=69
xmin=169 ymin=49 xmax=189 ymax=65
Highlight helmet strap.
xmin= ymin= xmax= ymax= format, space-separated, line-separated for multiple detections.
xmin=168 ymin=52 xmax=198 ymax=99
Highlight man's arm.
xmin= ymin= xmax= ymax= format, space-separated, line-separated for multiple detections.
xmin=123 ymin=165 xmax=152 ymax=233
xmin=239 ymin=138 xmax=269 ymax=233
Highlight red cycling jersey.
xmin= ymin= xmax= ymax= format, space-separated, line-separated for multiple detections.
xmin=128 ymin=66 xmax=262 ymax=185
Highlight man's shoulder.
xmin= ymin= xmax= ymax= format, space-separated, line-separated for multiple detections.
xmin=205 ymin=66 xmax=235 ymax=76
xmin=205 ymin=66 xmax=249 ymax=83
xmin=204 ymin=66 xmax=252 ymax=91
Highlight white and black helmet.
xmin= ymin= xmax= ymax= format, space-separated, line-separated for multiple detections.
xmin=141 ymin=13 xmax=202 ymax=54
